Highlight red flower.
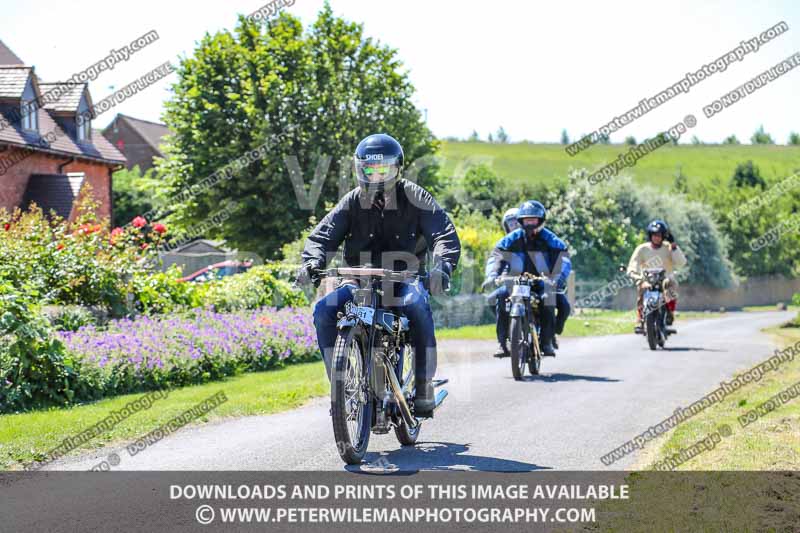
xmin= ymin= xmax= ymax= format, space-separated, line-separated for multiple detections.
xmin=2 ymin=223 xmax=9 ymax=231
xmin=56 ymin=243 xmax=65 ymax=250
xmin=140 ymin=243 xmax=149 ymax=250
xmin=152 ymin=223 xmax=167 ymax=235
xmin=132 ymin=216 xmax=147 ymax=228
xmin=110 ymin=227 xmax=124 ymax=246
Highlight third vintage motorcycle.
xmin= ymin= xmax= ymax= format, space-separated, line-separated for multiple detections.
xmin=639 ymin=267 xmax=673 ymax=350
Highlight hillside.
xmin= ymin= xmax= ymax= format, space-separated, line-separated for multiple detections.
xmin=438 ymin=141 xmax=800 ymax=188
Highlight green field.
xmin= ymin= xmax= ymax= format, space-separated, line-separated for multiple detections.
xmin=439 ymin=141 xmax=800 ymax=189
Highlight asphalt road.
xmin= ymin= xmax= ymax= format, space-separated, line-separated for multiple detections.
xmin=48 ymin=311 xmax=794 ymax=472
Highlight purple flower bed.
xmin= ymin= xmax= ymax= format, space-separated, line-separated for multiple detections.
xmin=58 ymin=307 xmax=319 ymax=395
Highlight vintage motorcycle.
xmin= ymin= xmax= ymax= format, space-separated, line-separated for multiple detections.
xmin=495 ymin=272 xmax=558 ymax=380
xmin=322 ymin=267 xmax=448 ymax=465
xmin=639 ymin=267 xmax=672 ymax=350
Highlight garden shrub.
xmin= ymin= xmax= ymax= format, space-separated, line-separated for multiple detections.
xmin=202 ymin=264 xmax=308 ymax=312
xmin=0 ymin=193 xmax=168 ymax=315
xmin=0 ymin=282 xmax=94 ymax=413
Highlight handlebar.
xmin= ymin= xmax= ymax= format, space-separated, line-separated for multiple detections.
xmin=493 ymin=273 xmax=568 ymax=295
xmin=322 ymin=267 xmax=425 ymax=282
xmin=495 ymin=273 xmax=551 ymax=285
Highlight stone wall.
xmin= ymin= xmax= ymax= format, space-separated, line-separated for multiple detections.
xmin=605 ymin=275 xmax=800 ymax=311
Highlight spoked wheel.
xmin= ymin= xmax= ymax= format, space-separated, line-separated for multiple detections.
xmin=509 ymin=316 xmax=529 ymax=380
xmin=645 ymin=312 xmax=658 ymax=351
xmin=331 ymin=326 xmax=373 ymax=464
xmin=528 ymin=323 xmax=542 ymax=375
xmin=394 ymin=343 xmax=420 ymax=446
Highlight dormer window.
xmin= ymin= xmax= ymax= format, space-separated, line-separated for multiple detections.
xmin=77 ymin=114 xmax=91 ymax=141
xmin=21 ymin=99 xmax=37 ymax=132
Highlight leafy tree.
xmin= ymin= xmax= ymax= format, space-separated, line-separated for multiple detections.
xmin=691 ymin=135 xmax=702 ymax=145
xmin=598 ymin=133 xmax=611 ymax=144
xmin=723 ymin=134 xmax=740 ymax=145
xmin=159 ymin=4 xmax=438 ymax=258
xmin=730 ymin=160 xmax=766 ymax=190
xmin=751 ymin=125 xmax=774 ymax=145
xmin=560 ymin=129 xmax=569 ymax=145
xmin=788 ymin=132 xmax=800 ymax=145
xmin=468 ymin=130 xmax=480 ymax=142
xmin=697 ymin=180 xmax=800 ymax=278
xmin=487 ymin=132 xmax=494 ymax=143
xmin=624 ymin=136 xmax=637 ymax=146
xmin=541 ymin=173 xmax=733 ymax=286
xmin=112 ymin=166 xmax=161 ymax=227
xmin=459 ymin=164 xmax=503 ymax=216
xmin=496 ymin=127 xmax=509 ymax=143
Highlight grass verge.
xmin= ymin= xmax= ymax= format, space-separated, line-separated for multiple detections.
xmin=591 ymin=318 xmax=800 ymax=531
xmin=643 ymin=322 xmax=800 ymax=470
xmin=0 ymin=361 xmax=329 ymax=470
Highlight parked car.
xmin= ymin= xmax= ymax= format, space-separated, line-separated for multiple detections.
xmin=179 ymin=261 xmax=253 ymax=282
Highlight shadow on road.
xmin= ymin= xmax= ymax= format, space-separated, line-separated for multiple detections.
xmin=348 ymin=442 xmax=552 ymax=473
xmin=512 ymin=373 xmax=620 ymax=383
xmin=659 ymin=346 xmax=726 ymax=352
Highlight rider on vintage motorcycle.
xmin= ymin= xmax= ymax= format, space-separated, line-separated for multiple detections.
xmin=484 ymin=208 xmax=520 ymax=357
xmin=485 ymin=201 xmax=571 ymax=357
xmin=626 ymin=219 xmax=687 ymax=334
xmin=298 ymin=133 xmax=461 ymax=417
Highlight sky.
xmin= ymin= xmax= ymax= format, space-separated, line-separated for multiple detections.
xmin=2 ymin=0 xmax=799 ymax=144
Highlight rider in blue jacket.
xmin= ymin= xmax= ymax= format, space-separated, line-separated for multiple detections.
xmin=485 ymin=201 xmax=571 ymax=357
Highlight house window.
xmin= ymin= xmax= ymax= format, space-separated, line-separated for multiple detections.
xmin=21 ymin=99 xmax=37 ymax=131
xmin=77 ymin=115 xmax=91 ymax=141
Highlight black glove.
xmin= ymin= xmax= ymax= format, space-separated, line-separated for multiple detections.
xmin=665 ymin=231 xmax=675 ymax=244
xmin=429 ymin=261 xmax=452 ymax=295
xmin=295 ymin=261 xmax=322 ymax=287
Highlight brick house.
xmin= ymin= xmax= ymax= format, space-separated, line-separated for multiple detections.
xmin=0 ymin=40 xmax=125 ymax=222
xmin=103 ymin=113 xmax=170 ymax=172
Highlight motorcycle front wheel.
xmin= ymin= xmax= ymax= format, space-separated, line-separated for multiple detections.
xmin=509 ymin=315 xmax=528 ymax=380
xmin=645 ymin=311 xmax=658 ymax=351
xmin=331 ymin=326 xmax=373 ymax=464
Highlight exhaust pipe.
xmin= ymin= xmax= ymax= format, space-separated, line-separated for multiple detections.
xmin=385 ymin=365 xmax=419 ymax=429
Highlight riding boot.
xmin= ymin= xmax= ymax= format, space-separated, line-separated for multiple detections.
xmin=494 ymin=341 xmax=510 ymax=358
xmin=541 ymin=339 xmax=556 ymax=357
xmin=414 ymin=380 xmax=435 ymax=418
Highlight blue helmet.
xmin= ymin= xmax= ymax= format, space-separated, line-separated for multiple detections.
xmin=646 ymin=219 xmax=669 ymax=239
xmin=354 ymin=133 xmax=404 ymax=191
xmin=517 ymin=200 xmax=546 ymax=231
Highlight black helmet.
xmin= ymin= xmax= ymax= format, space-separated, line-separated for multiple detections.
xmin=646 ymin=219 xmax=669 ymax=238
xmin=517 ymin=200 xmax=546 ymax=231
xmin=502 ymin=208 xmax=520 ymax=233
xmin=354 ymin=133 xmax=404 ymax=191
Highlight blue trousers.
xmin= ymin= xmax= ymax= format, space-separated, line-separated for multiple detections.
xmin=313 ymin=280 xmax=437 ymax=382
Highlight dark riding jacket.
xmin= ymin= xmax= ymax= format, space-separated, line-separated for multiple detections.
xmin=302 ymin=179 xmax=461 ymax=274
